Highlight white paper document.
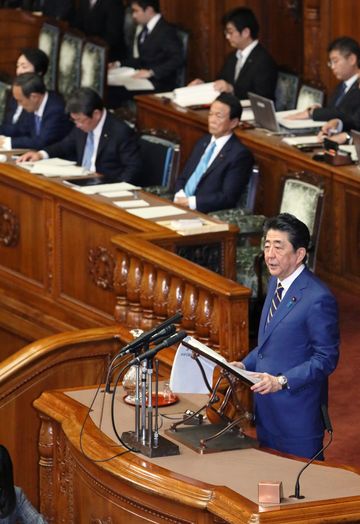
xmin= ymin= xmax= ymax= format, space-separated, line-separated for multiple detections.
xmin=20 ymin=158 xmax=88 ymax=177
xmin=156 ymin=218 xmax=230 ymax=235
xmin=99 ymin=190 xmax=134 ymax=198
xmin=107 ymin=66 xmax=154 ymax=90
xmin=170 ymin=336 xmax=260 ymax=394
xmin=72 ymin=182 xmax=141 ymax=194
xmin=276 ymin=110 xmax=326 ymax=129
xmin=126 ymin=205 xmax=187 ymax=219
xmin=339 ymin=144 xmax=357 ymax=161
xmin=172 ymin=82 xmax=220 ymax=107
xmin=113 ymin=199 xmax=150 ymax=208
xmin=282 ymin=135 xmax=321 ymax=146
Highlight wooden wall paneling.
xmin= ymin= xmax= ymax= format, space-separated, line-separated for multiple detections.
xmin=160 ymin=0 xmax=226 ymax=81
xmin=0 ymin=9 xmax=44 ymax=77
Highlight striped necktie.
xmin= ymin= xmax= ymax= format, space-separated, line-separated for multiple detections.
xmin=234 ymin=51 xmax=243 ymax=82
xmin=184 ymin=141 xmax=216 ymax=196
xmin=266 ymin=281 xmax=284 ymax=325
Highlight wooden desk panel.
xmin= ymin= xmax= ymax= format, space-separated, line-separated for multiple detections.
xmin=136 ymin=95 xmax=360 ymax=294
xmin=0 ymin=162 xmax=239 ymax=349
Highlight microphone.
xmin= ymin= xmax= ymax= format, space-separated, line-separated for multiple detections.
xmin=116 ymin=312 xmax=182 ymax=358
xmin=290 ymin=404 xmax=333 ymax=499
xmin=128 ymin=330 xmax=187 ymax=366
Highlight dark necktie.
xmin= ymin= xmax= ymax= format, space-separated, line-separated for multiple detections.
xmin=334 ymin=82 xmax=346 ymax=107
xmin=266 ymin=281 xmax=284 ymax=325
xmin=138 ymin=25 xmax=148 ymax=47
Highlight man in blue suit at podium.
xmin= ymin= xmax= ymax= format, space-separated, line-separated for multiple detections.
xmin=233 ymin=213 xmax=339 ymax=459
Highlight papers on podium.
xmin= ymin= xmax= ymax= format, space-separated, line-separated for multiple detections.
xmin=107 ymin=66 xmax=154 ymax=91
xmin=169 ymin=336 xmax=259 ymax=394
xmin=276 ymin=110 xmax=326 ymax=130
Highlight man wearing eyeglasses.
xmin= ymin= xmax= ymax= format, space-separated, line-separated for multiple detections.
xmin=189 ymin=7 xmax=277 ymax=101
xmin=288 ymin=37 xmax=360 ymax=122
xmin=18 ymin=87 xmax=142 ymax=183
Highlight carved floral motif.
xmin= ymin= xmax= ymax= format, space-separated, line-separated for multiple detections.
xmin=88 ymin=246 xmax=115 ymax=291
xmin=0 ymin=204 xmax=19 ymax=247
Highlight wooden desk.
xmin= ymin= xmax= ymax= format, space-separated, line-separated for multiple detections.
xmin=34 ymin=386 xmax=360 ymax=524
xmin=136 ymin=94 xmax=360 ymax=294
xmin=0 ymin=160 xmax=238 ymax=352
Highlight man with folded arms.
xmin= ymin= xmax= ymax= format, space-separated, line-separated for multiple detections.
xmin=18 ymin=87 xmax=142 ymax=183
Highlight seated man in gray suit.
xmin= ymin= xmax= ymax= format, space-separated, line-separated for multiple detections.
xmin=0 ymin=73 xmax=71 ymax=150
xmin=174 ymin=92 xmax=254 ymax=214
xmin=18 ymin=87 xmax=142 ymax=183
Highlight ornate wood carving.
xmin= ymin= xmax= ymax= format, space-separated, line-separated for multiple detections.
xmin=38 ymin=415 xmax=55 ymax=522
xmin=0 ymin=204 xmax=19 ymax=247
xmin=88 ymin=246 xmax=115 ymax=291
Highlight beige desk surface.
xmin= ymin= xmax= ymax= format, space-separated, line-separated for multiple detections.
xmin=67 ymin=387 xmax=360 ymax=508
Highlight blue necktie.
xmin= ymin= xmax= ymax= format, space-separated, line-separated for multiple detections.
xmin=82 ymin=131 xmax=94 ymax=170
xmin=334 ymin=82 xmax=346 ymax=107
xmin=266 ymin=281 xmax=284 ymax=326
xmin=34 ymin=114 xmax=41 ymax=135
xmin=184 ymin=141 xmax=216 ymax=196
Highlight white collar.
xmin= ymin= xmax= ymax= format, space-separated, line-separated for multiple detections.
xmin=344 ymin=73 xmax=359 ymax=91
xmin=278 ymin=264 xmax=305 ymax=298
xmin=236 ymin=40 xmax=258 ymax=63
xmin=146 ymin=13 xmax=161 ymax=33
xmin=35 ymin=91 xmax=48 ymax=118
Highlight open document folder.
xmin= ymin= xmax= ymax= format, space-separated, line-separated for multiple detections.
xmin=169 ymin=336 xmax=260 ymax=394
xmin=107 ymin=66 xmax=154 ymax=90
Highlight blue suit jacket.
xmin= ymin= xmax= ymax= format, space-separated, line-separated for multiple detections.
xmin=0 ymin=97 xmax=32 ymax=138
xmin=174 ymin=133 xmax=254 ymax=213
xmin=312 ymin=79 xmax=360 ymax=122
xmin=7 ymin=91 xmax=72 ymax=150
xmin=243 ymin=268 xmax=339 ymax=456
xmin=45 ymin=111 xmax=142 ymax=183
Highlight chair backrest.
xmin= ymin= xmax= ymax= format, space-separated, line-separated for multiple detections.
xmin=38 ymin=23 xmax=61 ymax=91
xmin=0 ymin=80 xmax=11 ymax=124
xmin=138 ymin=129 xmax=180 ymax=189
xmin=237 ymin=164 xmax=260 ymax=212
xmin=296 ymin=84 xmax=325 ymax=110
xmin=279 ymin=172 xmax=324 ymax=271
xmin=57 ymin=31 xmax=84 ymax=100
xmin=275 ymin=71 xmax=300 ymax=111
xmin=80 ymin=40 xmax=107 ymax=97
xmin=175 ymin=28 xmax=189 ymax=88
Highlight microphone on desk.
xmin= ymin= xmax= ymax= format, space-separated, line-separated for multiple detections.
xmin=128 ymin=330 xmax=188 ymax=366
xmin=104 ymin=313 xmax=182 ymax=393
xmin=290 ymin=404 xmax=334 ymax=499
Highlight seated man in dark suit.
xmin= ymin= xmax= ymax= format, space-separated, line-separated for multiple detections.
xmin=190 ymin=7 xmax=277 ymax=101
xmin=0 ymin=73 xmax=72 ymax=150
xmin=18 ymin=87 xmax=142 ymax=183
xmin=0 ymin=47 xmax=49 ymax=138
xmin=288 ymin=36 xmax=360 ymax=122
xmin=123 ymin=0 xmax=183 ymax=91
xmin=174 ymin=93 xmax=254 ymax=214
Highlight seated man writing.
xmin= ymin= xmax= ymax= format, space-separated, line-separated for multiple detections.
xmin=18 ymin=87 xmax=142 ymax=183
xmin=174 ymin=92 xmax=254 ymax=214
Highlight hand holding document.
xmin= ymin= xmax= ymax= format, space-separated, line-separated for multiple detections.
xmin=170 ymin=336 xmax=260 ymax=394
xmin=107 ymin=66 xmax=154 ymax=90
xmin=172 ymin=82 xmax=220 ymax=108
xmin=276 ymin=110 xmax=326 ymax=129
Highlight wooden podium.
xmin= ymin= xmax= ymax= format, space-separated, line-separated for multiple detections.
xmin=34 ymin=386 xmax=360 ymax=524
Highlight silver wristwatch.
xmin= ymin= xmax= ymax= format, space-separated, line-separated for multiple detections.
xmin=277 ymin=375 xmax=288 ymax=389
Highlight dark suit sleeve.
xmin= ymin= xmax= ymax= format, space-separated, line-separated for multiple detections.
xmin=44 ymin=128 xmax=78 ymax=161
xmin=196 ymin=147 xmax=254 ymax=213
xmin=110 ymin=124 xmax=142 ymax=183
xmin=312 ymin=83 xmax=360 ymax=122
xmin=11 ymin=96 xmax=72 ymax=150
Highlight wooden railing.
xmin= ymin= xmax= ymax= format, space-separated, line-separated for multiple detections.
xmin=112 ymin=231 xmax=250 ymax=364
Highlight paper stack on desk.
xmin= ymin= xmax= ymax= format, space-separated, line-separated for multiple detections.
xmin=20 ymin=158 xmax=88 ymax=177
xmin=172 ymin=82 xmax=220 ymax=107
